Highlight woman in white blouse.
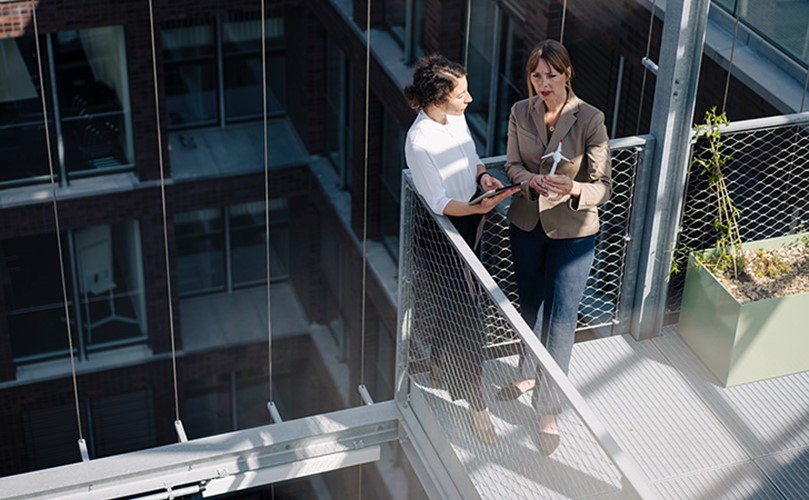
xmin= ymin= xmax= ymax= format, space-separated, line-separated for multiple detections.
xmin=404 ymin=54 xmax=519 ymax=444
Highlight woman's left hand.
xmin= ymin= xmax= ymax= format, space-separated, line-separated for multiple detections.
xmin=544 ymin=174 xmax=580 ymax=198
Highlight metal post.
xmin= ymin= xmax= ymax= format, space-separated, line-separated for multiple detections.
xmin=631 ymin=0 xmax=711 ymax=340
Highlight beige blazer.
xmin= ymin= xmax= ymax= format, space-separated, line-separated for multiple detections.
xmin=504 ymin=92 xmax=612 ymax=239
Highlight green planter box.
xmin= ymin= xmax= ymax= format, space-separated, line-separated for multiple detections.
xmin=678 ymin=234 xmax=809 ymax=387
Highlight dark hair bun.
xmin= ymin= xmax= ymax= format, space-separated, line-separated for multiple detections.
xmin=404 ymin=54 xmax=467 ymax=111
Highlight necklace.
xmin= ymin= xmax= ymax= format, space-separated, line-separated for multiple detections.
xmin=546 ymin=95 xmax=567 ymax=133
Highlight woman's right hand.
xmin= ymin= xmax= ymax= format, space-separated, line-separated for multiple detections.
xmin=477 ymin=186 xmax=521 ymax=213
xmin=529 ymin=174 xmax=551 ymax=197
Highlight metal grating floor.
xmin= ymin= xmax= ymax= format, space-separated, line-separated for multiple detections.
xmin=569 ymin=325 xmax=809 ymax=499
xmin=412 ymin=363 xmax=629 ymax=500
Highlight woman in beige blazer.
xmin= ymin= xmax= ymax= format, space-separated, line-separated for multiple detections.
xmin=500 ymin=40 xmax=612 ymax=454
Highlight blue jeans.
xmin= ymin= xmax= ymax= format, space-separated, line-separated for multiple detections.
xmin=509 ymin=223 xmax=595 ymax=414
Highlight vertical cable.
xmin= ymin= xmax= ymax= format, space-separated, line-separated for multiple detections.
xmin=359 ymin=0 xmax=371 ymax=392
xmin=147 ymin=0 xmax=181 ymax=423
xmin=358 ymin=4 xmax=372 ymax=497
xmin=260 ymin=0 xmax=274 ymax=409
xmin=31 ymin=1 xmax=85 ymax=445
xmin=800 ymin=66 xmax=809 ymax=113
xmin=559 ymin=0 xmax=568 ymax=44
xmin=635 ymin=0 xmax=656 ymax=135
xmin=463 ymin=0 xmax=471 ymax=67
xmin=721 ymin=12 xmax=741 ymax=115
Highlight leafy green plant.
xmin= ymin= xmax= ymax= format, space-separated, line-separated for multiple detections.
xmin=692 ymin=107 xmax=743 ymax=279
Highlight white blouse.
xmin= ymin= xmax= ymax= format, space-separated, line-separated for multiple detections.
xmin=404 ymin=110 xmax=482 ymax=215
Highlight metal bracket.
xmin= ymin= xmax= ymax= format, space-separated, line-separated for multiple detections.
xmin=78 ymin=438 xmax=90 ymax=462
xmin=358 ymin=384 xmax=374 ymax=405
xmin=267 ymin=401 xmax=283 ymax=423
xmin=641 ymin=56 xmax=659 ymax=76
xmin=174 ymin=420 xmax=188 ymax=443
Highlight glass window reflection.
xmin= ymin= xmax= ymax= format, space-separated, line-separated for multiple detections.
xmin=3 ymin=220 xmax=147 ymax=362
xmin=164 ymin=24 xmax=217 ymax=128
xmin=53 ymin=27 xmax=134 ymax=175
xmin=384 ymin=0 xmax=407 ymax=47
xmin=0 ymin=36 xmax=54 ymax=185
xmin=223 ymin=17 xmax=286 ymax=122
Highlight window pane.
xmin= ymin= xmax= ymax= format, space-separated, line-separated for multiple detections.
xmin=3 ymin=234 xmax=75 ymax=360
xmin=230 ymin=201 xmax=266 ymax=287
xmin=384 ymin=0 xmax=407 ymax=46
xmin=163 ymin=24 xmax=217 ymax=128
xmin=494 ymin=17 xmax=526 ymax=155
xmin=465 ymin=0 xmax=497 ymax=147
xmin=175 ymin=208 xmax=226 ymax=296
xmin=379 ymin=113 xmax=405 ymax=259
xmin=235 ymin=370 xmax=267 ymax=429
xmin=222 ymin=17 xmax=286 ymax=121
xmin=184 ymin=374 xmax=232 ymax=439
xmin=713 ymin=0 xmax=737 ymax=12
xmin=230 ymin=199 xmax=288 ymax=286
xmin=90 ymin=390 xmax=156 ymax=457
xmin=75 ymin=221 xmax=147 ymax=347
xmin=24 ymin=404 xmax=85 ymax=470
xmin=738 ymin=0 xmax=809 ymax=66
xmin=53 ymin=26 xmax=134 ymax=175
xmin=413 ymin=0 xmax=427 ymax=60
xmin=324 ymin=39 xmax=347 ymax=175
xmin=0 ymin=36 xmax=54 ymax=184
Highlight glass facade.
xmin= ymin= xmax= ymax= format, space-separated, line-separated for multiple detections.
xmin=715 ymin=0 xmax=809 ymax=66
xmin=163 ymin=24 xmax=218 ymax=128
xmin=0 ymin=35 xmax=52 ymax=184
xmin=384 ymin=0 xmax=407 ymax=47
xmin=493 ymin=15 xmax=527 ymax=155
xmin=184 ymin=370 xmax=267 ymax=440
xmin=3 ymin=221 xmax=147 ymax=362
xmin=379 ymin=112 xmax=406 ymax=259
xmin=324 ymin=37 xmax=351 ymax=186
xmin=465 ymin=0 xmax=497 ymax=150
xmin=222 ymin=17 xmax=286 ymax=121
xmin=0 ymin=26 xmax=133 ymax=186
xmin=383 ymin=0 xmax=426 ymax=62
xmin=54 ymin=27 xmax=134 ymax=174
xmin=164 ymin=16 xmax=286 ymax=129
xmin=412 ymin=0 xmax=427 ymax=61
xmin=463 ymin=0 xmax=527 ymax=155
xmin=175 ymin=200 xmax=289 ymax=297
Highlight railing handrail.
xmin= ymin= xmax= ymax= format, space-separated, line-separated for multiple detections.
xmin=709 ymin=110 xmax=809 ymax=135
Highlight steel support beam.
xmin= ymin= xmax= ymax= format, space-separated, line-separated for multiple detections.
xmin=631 ymin=0 xmax=711 ymax=340
xmin=0 ymin=402 xmax=399 ymax=500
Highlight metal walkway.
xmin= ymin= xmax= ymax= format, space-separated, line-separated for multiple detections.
xmin=569 ymin=326 xmax=809 ymax=499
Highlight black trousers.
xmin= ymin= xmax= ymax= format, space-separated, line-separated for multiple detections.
xmin=413 ymin=209 xmax=486 ymax=411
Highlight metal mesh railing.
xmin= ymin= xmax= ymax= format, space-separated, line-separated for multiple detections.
xmin=397 ymin=177 xmax=651 ymax=499
xmin=667 ymin=112 xmax=809 ymax=312
xmin=479 ymin=138 xmax=650 ymax=347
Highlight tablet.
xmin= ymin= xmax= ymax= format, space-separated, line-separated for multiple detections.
xmin=468 ymin=181 xmax=526 ymax=205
